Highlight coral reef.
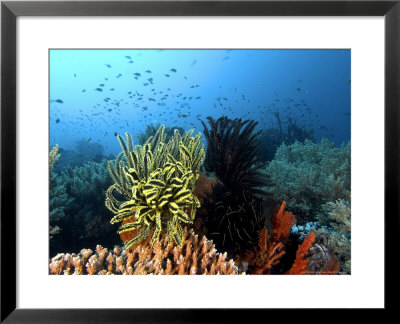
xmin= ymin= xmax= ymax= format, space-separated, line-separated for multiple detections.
xmin=49 ymin=228 xmax=242 ymax=275
xmin=316 ymin=199 xmax=351 ymax=274
xmin=49 ymin=145 xmax=69 ymax=239
xmin=307 ymin=232 xmax=340 ymax=274
xmin=265 ymin=138 xmax=351 ymax=222
xmin=53 ymin=139 xmax=114 ymax=171
xmin=257 ymin=113 xmax=314 ymax=162
xmin=287 ymin=231 xmax=316 ymax=274
xmin=50 ymin=160 xmax=118 ymax=256
xmin=197 ymin=116 xmax=273 ymax=256
xmin=243 ymin=201 xmax=339 ymax=275
xmin=248 ymin=201 xmax=297 ymax=274
xmin=106 ymin=125 xmax=205 ymax=248
xmin=138 ymin=123 xmax=185 ymax=145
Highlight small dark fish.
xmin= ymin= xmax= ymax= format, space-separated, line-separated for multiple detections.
xmin=165 ymin=74 xmax=170 ymax=77
xmin=195 ymin=96 xmax=201 ymax=99
xmin=190 ymin=60 xmax=197 ymax=67
xmin=116 ymin=74 xmax=122 ymax=78
xmin=95 ymin=88 xmax=103 ymax=92
xmin=105 ymin=78 xmax=109 ymax=81
xmin=134 ymin=73 xmax=141 ymax=77
xmin=107 ymin=109 xmax=112 ymax=112
xmin=170 ymin=68 xmax=177 ymax=73
xmin=74 ymin=73 xmax=77 ymax=78
xmin=105 ymin=64 xmax=111 ymax=68
xmin=55 ymin=118 xmax=60 ymax=123
xmin=82 ymin=89 xmax=86 ymax=92
xmin=184 ymin=76 xmax=187 ymax=79
xmin=148 ymin=78 xmax=153 ymax=82
xmin=145 ymin=70 xmax=152 ymax=73
xmin=99 ymin=84 xmax=105 ymax=87
xmin=296 ymin=88 xmax=301 ymax=91
xmin=114 ymin=132 xmax=118 ymax=136
xmin=125 ymin=56 xmax=131 ymax=59
xmin=128 ymin=60 xmax=134 ymax=64
xmin=55 ymin=99 xmax=63 ymax=104
xmin=110 ymin=88 xmax=115 ymax=91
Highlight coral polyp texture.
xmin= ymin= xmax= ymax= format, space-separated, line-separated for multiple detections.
xmin=49 ymin=228 xmax=241 ymax=275
xmin=105 ymin=125 xmax=205 ymax=248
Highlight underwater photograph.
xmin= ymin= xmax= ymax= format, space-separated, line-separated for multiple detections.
xmin=49 ymin=49 xmax=351 ymax=275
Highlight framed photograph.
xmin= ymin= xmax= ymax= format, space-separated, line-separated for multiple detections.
xmin=1 ymin=0 xmax=398 ymax=321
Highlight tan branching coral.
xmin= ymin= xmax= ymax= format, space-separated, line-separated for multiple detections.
xmin=49 ymin=144 xmax=60 ymax=171
xmin=49 ymin=228 xmax=242 ymax=275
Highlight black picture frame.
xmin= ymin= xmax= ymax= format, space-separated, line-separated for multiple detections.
xmin=1 ymin=0 xmax=398 ymax=322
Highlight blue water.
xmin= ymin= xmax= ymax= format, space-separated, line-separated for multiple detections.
xmin=50 ymin=49 xmax=350 ymax=157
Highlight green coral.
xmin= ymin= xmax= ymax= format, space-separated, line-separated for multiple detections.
xmin=49 ymin=170 xmax=69 ymax=235
xmin=50 ymin=160 xmax=118 ymax=257
xmin=265 ymin=138 xmax=351 ymax=222
xmin=49 ymin=145 xmax=70 ymax=239
xmin=106 ymin=125 xmax=205 ymax=248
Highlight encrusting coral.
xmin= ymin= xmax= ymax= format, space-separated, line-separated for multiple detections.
xmin=49 ymin=227 xmax=242 ymax=275
xmin=105 ymin=125 xmax=205 ymax=249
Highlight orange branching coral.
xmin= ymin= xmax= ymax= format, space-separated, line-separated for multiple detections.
xmin=286 ymin=232 xmax=315 ymax=274
xmin=252 ymin=227 xmax=285 ymax=274
xmin=247 ymin=202 xmax=295 ymax=274
xmin=49 ymin=228 xmax=243 ymax=275
xmin=271 ymin=201 xmax=296 ymax=243
xmin=247 ymin=202 xmax=319 ymax=275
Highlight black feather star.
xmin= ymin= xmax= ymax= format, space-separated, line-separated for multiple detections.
xmin=198 ymin=116 xmax=274 ymax=255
